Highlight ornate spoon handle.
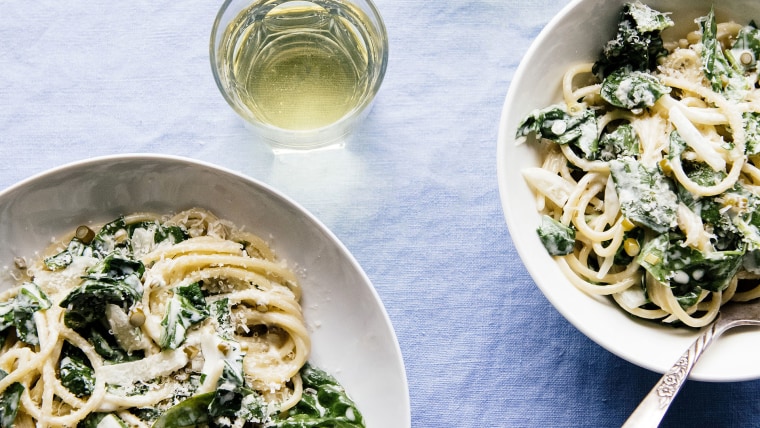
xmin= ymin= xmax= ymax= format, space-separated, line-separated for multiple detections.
xmin=622 ymin=321 xmax=722 ymax=428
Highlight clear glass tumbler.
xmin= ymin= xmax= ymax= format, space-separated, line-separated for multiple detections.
xmin=210 ymin=0 xmax=388 ymax=151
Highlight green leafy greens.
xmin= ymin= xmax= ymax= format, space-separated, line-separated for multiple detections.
xmin=274 ymin=364 xmax=365 ymax=428
xmin=516 ymin=105 xmax=598 ymax=159
xmin=0 ymin=282 xmax=51 ymax=346
xmin=152 ymin=364 xmax=364 ymax=428
xmin=600 ymin=69 xmax=669 ymax=109
xmin=699 ymin=6 xmax=749 ymax=99
xmin=637 ymin=234 xmax=744 ymax=307
xmin=536 ymin=215 xmax=575 ymax=256
xmin=59 ymin=256 xmax=144 ymax=331
xmin=159 ymin=282 xmax=209 ymax=350
xmin=609 ymin=157 xmax=679 ymax=233
xmin=0 ymin=370 xmax=23 ymax=428
xmin=592 ymin=2 xmax=673 ymax=78
xmin=59 ymin=343 xmax=96 ymax=398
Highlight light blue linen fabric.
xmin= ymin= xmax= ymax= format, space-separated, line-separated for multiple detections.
xmin=1 ymin=1 xmax=759 ymax=426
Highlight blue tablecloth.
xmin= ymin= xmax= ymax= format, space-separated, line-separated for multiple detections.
xmin=2 ymin=1 xmax=760 ymax=426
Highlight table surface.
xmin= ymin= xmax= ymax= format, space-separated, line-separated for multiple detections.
xmin=2 ymin=1 xmax=760 ymax=427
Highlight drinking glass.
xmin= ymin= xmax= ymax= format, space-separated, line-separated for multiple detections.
xmin=210 ymin=0 xmax=388 ymax=151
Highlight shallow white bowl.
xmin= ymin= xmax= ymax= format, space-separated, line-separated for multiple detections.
xmin=497 ymin=0 xmax=760 ymax=381
xmin=0 ymin=154 xmax=410 ymax=425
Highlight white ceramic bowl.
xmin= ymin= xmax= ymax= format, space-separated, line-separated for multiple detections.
xmin=497 ymin=0 xmax=760 ymax=381
xmin=0 ymin=154 xmax=410 ymax=426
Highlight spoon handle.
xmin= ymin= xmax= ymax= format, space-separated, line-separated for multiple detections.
xmin=621 ymin=322 xmax=721 ymax=428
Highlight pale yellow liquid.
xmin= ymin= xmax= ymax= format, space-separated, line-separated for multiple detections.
xmin=219 ymin=1 xmax=379 ymax=131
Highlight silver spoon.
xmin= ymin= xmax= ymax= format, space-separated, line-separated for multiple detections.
xmin=622 ymin=301 xmax=760 ymax=427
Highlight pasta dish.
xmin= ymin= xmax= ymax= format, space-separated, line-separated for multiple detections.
xmin=518 ymin=3 xmax=760 ymax=327
xmin=0 ymin=208 xmax=363 ymax=427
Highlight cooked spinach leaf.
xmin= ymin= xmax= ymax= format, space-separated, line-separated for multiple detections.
xmin=59 ymin=343 xmax=95 ymax=398
xmin=275 ymin=364 xmax=364 ymax=428
xmin=600 ymin=69 xmax=669 ymax=109
xmin=59 ymin=254 xmax=145 ymax=359
xmin=0 ymin=282 xmax=51 ymax=346
xmin=599 ymin=123 xmax=639 ymax=161
xmin=637 ymin=234 xmax=744 ymax=307
xmin=592 ymin=2 xmax=673 ymax=78
xmin=128 ymin=221 xmax=187 ymax=245
xmin=699 ymin=6 xmax=748 ymax=98
xmin=60 ymin=276 xmax=142 ymax=330
xmin=159 ymin=282 xmax=209 ymax=350
xmin=681 ymin=159 xmax=725 ymax=188
xmin=127 ymin=221 xmax=189 ymax=257
xmin=516 ymin=105 xmax=599 ymax=159
xmin=208 ymin=356 xmax=268 ymax=426
xmin=536 ymin=215 xmax=575 ymax=256
xmin=688 ymin=192 xmax=742 ymax=252
xmin=626 ymin=1 xmax=674 ymax=33
xmin=87 ymin=323 xmax=142 ymax=363
xmin=678 ymin=174 xmax=760 ymax=253
xmin=87 ymin=254 xmax=145 ymax=283
xmin=44 ymin=238 xmax=88 ymax=271
xmin=60 ymin=254 xmax=144 ymax=329
xmin=0 ymin=370 xmax=22 ymax=428
xmin=212 ymin=335 xmax=270 ymax=425
xmin=90 ymin=217 xmax=129 ymax=256
xmin=609 ymin=157 xmax=679 ymax=233
xmin=151 ymin=392 xmax=214 ymax=428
